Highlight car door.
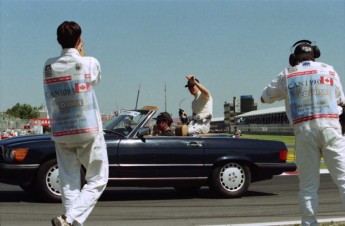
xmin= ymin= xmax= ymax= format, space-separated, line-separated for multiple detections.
xmin=117 ymin=136 xmax=205 ymax=178
xmin=104 ymin=134 xmax=121 ymax=178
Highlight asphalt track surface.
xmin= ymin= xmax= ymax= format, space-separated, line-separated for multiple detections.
xmin=0 ymin=172 xmax=344 ymax=226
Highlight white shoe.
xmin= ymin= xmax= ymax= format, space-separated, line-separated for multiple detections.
xmin=51 ymin=215 xmax=72 ymax=226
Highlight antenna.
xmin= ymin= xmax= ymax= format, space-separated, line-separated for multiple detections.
xmin=135 ymin=83 xmax=141 ymax=110
xmin=179 ymin=98 xmax=187 ymax=108
xmin=165 ymin=82 xmax=167 ymax=112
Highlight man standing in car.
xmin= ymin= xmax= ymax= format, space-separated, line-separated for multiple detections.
xmin=185 ymin=75 xmax=213 ymax=135
xmin=44 ymin=21 xmax=108 ymax=226
xmin=261 ymin=40 xmax=345 ymax=225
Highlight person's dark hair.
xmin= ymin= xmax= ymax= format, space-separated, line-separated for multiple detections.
xmin=156 ymin=112 xmax=173 ymax=126
xmin=157 ymin=119 xmax=172 ymax=127
xmin=57 ymin=21 xmax=82 ymax=48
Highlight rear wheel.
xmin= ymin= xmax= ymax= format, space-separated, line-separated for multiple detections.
xmin=210 ymin=162 xmax=251 ymax=198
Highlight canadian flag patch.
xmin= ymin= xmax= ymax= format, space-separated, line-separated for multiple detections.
xmin=75 ymin=82 xmax=91 ymax=93
xmin=320 ymin=76 xmax=333 ymax=86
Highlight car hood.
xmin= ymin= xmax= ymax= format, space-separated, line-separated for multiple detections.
xmin=0 ymin=134 xmax=52 ymax=145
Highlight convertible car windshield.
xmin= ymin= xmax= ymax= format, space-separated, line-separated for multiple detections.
xmin=103 ymin=110 xmax=150 ymax=136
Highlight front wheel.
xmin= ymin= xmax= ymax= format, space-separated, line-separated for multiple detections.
xmin=210 ymin=162 xmax=251 ymax=198
xmin=35 ymin=159 xmax=61 ymax=202
xmin=34 ymin=159 xmax=87 ymax=203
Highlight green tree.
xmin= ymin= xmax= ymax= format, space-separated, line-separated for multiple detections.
xmin=6 ymin=103 xmax=44 ymax=119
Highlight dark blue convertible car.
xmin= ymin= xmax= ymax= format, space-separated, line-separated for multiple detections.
xmin=0 ymin=106 xmax=296 ymax=202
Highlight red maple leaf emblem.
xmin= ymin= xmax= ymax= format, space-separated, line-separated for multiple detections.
xmin=79 ymin=84 xmax=86 ymax=90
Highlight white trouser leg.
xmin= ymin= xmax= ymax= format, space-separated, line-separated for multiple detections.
xmin=321 ymin=128 xmax=345 ymax=206
xmin=295 ymin=130 xmax=320 ymax=226
xmin=187 ymin=122 xmax=210 ymax=135
xmin=55 ymin=143 xmax=82 ymax=216
xmin=55 ymin=134 xmax=109 ymax=225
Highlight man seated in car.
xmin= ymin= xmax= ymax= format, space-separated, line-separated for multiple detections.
xmin=155 ymin=112 xmax=175 ymax=136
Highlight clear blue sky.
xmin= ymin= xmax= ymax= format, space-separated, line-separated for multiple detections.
xmin=1 ymin=0 xmax=345 ymax=118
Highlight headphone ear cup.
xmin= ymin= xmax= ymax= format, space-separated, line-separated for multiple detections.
xmin=313 ymin=46 xmax=321 ymax=58
xmin=289 ymin=54 xmax=297 ymax=66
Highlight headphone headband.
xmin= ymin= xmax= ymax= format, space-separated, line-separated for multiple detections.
xmin=292 ymin=40 xmax=312 ymax=48
xmin=289 ymin=39 xmax=320 ymax=66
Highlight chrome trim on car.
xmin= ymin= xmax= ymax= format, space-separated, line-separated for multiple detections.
xmin=109 ymin=164 xmax=120 ymax=167
xmin=0 ymin=163 xmax=40 ymax=169
xmin=108 ymin=177 xmax=207 ymax=180
xmin=111 ymin=164 xmax=204 ymax=167
xmin=256 ymin=162 xmax=295 ymax=167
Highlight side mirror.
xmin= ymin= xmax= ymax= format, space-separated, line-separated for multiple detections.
xmin=137 ymin=127 xmax=150 ymax=142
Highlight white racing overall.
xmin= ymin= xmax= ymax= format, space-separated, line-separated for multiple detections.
xmin=44 ymin=48 xmax=109 ymax=226
xmin=261 ymin=61 xmax=345 ymax=226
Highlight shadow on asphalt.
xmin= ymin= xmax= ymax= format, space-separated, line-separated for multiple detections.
xmin=0 ymin=190 xmax=39 ymax=202
xmin=0 ymin=187 xmax=276 ymax=203
xmin=98 ymin=187 xmax=276 ymax=201
xmin=245 ymin=190 xmax=277 ymax=197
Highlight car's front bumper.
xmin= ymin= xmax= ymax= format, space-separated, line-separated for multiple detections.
xmin=0 ymin=163 xmax=39 ymax=186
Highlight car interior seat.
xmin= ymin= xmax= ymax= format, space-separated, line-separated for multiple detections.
xmin=175 ymin=125 xmax=188 ymax=136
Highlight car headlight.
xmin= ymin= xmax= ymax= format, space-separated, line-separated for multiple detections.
xmin=3 ymin=148 xmax=29 ymax=162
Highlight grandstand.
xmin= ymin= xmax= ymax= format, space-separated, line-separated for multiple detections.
xmin=210 ymin=117 xmax=227 ymax=133
xmin=234 ymin=106 xmax=294 ymax=135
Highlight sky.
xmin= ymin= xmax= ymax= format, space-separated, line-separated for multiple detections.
xmin=1 ymin=0 xmax=345 ymax=118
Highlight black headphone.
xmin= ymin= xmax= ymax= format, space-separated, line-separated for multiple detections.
xmin=289 ymin=40 xmax=321 ymax=66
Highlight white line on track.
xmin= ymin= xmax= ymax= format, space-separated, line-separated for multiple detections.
xmin=200 ymin=217 xmax=345 ymax=226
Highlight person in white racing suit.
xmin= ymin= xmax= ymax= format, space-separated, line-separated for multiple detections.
xmin=261 ymin=40 xmax=345 ymax=226
xmin=44 ymin=21 xmax=108 ymax=226
xmin=184 ymin=75 xmax=213 ymax=135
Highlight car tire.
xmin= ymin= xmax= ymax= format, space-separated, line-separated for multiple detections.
xmin=35 ymin=159 xmax=61 ymax=202
xmin=210 ymin=162 xmax=251 ymax=198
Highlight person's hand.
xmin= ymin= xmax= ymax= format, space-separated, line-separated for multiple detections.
xmin=77 ymin=39 xmax=85 ymax=56
xmin=186 ymin=74 xmax=196 ymax=83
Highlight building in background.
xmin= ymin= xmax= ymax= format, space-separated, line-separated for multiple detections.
xmin=234 ymin=106 xmax=293 ymax=135
xmin=210 ymin=117 xmax=226 ymax=133
xmin=224 ymin=96 xmax=257 ymax=133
